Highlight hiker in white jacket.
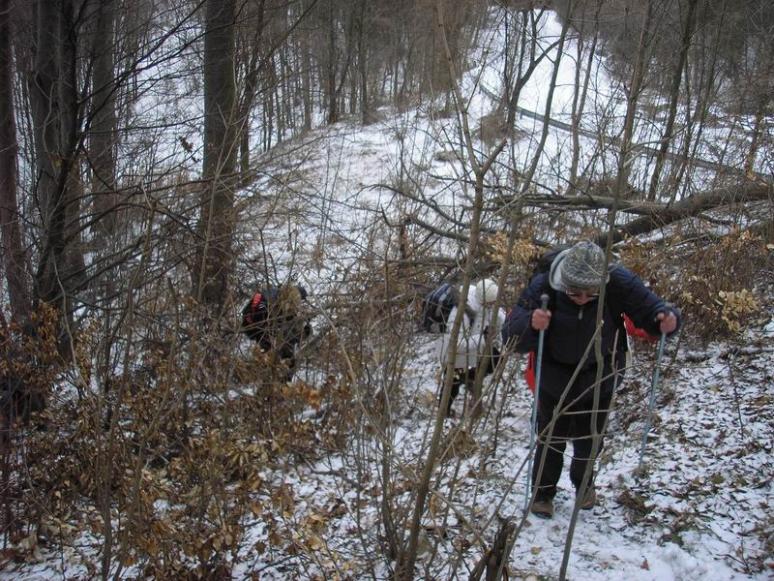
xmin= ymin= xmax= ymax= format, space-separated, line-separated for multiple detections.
xmin=437 ymin=278 xmax=505 ymax=416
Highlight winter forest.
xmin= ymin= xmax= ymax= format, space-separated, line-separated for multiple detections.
xmin=0 ymin=0 xmax=772 ymax=578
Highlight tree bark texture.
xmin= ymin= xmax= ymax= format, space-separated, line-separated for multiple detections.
xmin=31 ymin=0 xmax=86 ymax=321
xmin=88 ymin=0 xmax=118 ymax=235
xmin=195 ymin=0 xmax=238 ymax=307
xmin=606 ymin=182 xmax=773 ymax=244
xmin=0 ymin=0 xmax=31 ymax=323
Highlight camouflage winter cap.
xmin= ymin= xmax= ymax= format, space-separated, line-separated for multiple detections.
xmin=559 ymin=241 xmax=608 ymax=289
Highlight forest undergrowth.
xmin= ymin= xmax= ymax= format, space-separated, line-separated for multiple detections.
xmin=1 ymin=231 xmax=772 ymax=579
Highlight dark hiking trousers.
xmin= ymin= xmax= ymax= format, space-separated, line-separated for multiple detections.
xmin=532 ymin=389 xmax=612 ymax=500
xmin=440 ymin=348 xmax=502 ymax=415
xmin=445 ymin=368 xmax=474 ymax=415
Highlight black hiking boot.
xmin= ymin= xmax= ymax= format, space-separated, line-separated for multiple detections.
xmin=530 ymin=497 xmax=554 ymax=519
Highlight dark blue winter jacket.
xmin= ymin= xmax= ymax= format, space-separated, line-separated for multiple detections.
xmin=501 ymin=266 xmax=680 ymax=401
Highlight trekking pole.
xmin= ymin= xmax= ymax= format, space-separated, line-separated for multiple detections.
xmin=637 ymin=331 xmax=667 ymax=471
xmin=525 ymin=294 xmax=550 ymax=510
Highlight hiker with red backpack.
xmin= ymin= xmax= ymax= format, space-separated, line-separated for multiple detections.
xmin=241 ymin=283 xmax=312 ymax=380
xmin=502 ymin=241 xmax=680 ymax=518
xmin=436 ymin=279 xmax=506 ymax=417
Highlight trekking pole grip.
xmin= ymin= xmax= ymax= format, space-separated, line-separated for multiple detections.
xmin=540 ymin=294 xmax=549 ymax=310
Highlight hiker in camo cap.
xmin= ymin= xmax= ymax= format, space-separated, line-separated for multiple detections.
xmin=502 ymin=241 xmax=680 ymax=519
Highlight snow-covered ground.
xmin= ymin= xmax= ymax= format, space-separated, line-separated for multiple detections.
xmin=237 ymin=323 xmax=774 ymax=580
xmin=5 ymin=314 xmax=772 ymax=580
xmin=214 ymin=322 xmax=773 ymax=580
xmin=201 ymin=14 xmax=774 ymax=571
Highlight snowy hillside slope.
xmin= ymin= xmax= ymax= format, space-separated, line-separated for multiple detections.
xmin=232 ymin=8 xmax=770 ymax=296
xmin=6 ymin=281 xmax=771 ymax=579
xmin=233 ymin=317 xmax=773 ymax=580
xmin=357 ymin=323 xmax=774 ymax=580
xmin=213 ymin=11 xmax=774 ymax=575
xmin=197 ymin=9 xmax=774 ymax=579
xmin=3 ymin=6 xmax=772 ymax=580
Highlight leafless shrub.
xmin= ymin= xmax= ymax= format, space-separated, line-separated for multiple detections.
xmin=0 ymin=292 xmax=358 ymax=576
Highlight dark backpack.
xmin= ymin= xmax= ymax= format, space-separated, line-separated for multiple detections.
xmin=241 ymin=285 xmax=311 ymax=347
xmin=421 ymin=283 xmax=478 ymax=333
xmin=528 ymin=245 xmax=570 ymax=285
xmin=241 ymin=287 xmax=278 ymax=345
xmin=421 ymin=283 xmax=458 ymax=333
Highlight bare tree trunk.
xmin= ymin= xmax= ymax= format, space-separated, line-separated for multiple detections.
xmin=300 ymin=0 xmax=313 ymax=130
xmin=356 ymin=0 xmax=370 ymax=124
xmin=669 ymin=3 xmax=725 ymax=202
xmin=321 ymin=0 xmax=356 ymax=125
xmin=279 ymin=41 xmax=292 ymax=135
xmin=88 ymin=0 xmax=118 ymax=235
xmin=520 ymin=5 xmax=571 ymax=194
xmin=647 ymin=0 xmax=698 ymax=201
xmin=469 ymin=517 xmax=515 ymax=581
xmin=275 ymin=68 xmax=285 ymax=141
xmin=30 ymin=0 xmax=63 ymax=309
xmin=612 ymin=0 xmax=655 ymax=203
xmin=505 ymin=10 xmax=544 ymax=129
xmin=237 ymin=0 xmax=265 ymax=177
xmin=194 ymin=0 xmax=238 ymax=308
xmin=324 ymin=0 xmax=338 ymax=124
xmin=743 ymin=103 xmax=766 ymax=179
xmin=741 ymin=16 xmax=774 ymax=179
xmin=568 ymin=3 xmax=600 ymax=193
xmin=0 ymin=0 xmax=31 ymax=324
xmin=31 ymin=0 xmax=86 ymax=350
xmin=608 ymin=182 xmax=772 ymax=244
xmin=60 ymin=0 xmax=86 ymax=292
